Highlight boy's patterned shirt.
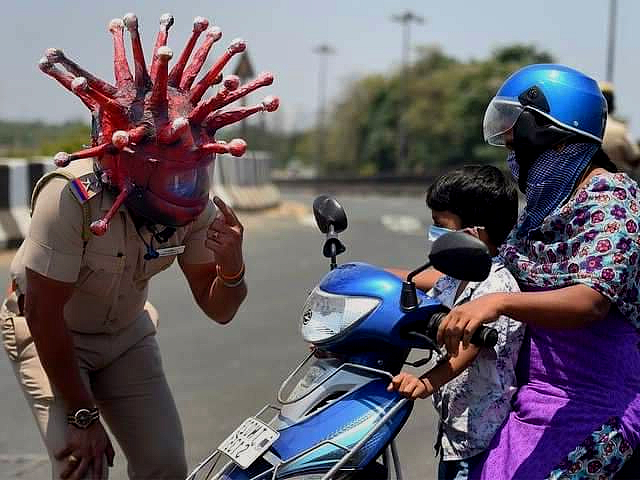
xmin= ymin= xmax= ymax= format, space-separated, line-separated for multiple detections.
xmin=429 ymin=258 xmax=524 ymax=461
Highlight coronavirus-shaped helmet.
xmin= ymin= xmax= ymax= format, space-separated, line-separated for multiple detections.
xmin=39 ymin=13 xmax=279 ymax=234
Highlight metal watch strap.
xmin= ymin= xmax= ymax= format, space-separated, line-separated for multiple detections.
xmin=67 ymin=407 xmax=100 ymax=429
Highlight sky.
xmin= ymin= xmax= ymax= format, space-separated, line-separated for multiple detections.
xmin=1 ymin=0 xmax=639 ymax=137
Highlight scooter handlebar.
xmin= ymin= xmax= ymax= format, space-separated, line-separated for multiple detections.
xmin=427 ymin=312 xmax=498 ymax=348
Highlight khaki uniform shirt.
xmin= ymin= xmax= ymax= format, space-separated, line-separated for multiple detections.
xmin=10 ymin=158 xmax=216 ymax=334
xmin=602 ymin=117 xmax=640 ymax=174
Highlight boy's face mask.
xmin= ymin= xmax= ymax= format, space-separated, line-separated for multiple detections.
xmin=427 ymin=225 xmax=456 ymax=242
xmin=427 ymin=225 xmax=484 ymax=242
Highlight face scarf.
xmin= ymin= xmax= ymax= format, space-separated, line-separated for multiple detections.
xmin=508 ymin=142 xmax=599 ymax=235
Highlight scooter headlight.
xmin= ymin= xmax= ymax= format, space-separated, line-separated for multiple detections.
xmin=300 ymin=286 xmax=380 ymax=343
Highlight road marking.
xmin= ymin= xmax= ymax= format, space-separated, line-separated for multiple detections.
xmin=380 ymin=215 xmax=423 ymax=235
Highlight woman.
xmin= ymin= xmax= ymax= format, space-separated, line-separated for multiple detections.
xmin=438 ymin=64 xmax=640 ymax=479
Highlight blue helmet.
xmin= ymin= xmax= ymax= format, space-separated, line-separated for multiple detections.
xmin=483 ymin=64 xmax=607 ymax=146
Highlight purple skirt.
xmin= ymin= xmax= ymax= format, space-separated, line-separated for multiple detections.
xmin=472 ymin=307 xmax=640 ymax=479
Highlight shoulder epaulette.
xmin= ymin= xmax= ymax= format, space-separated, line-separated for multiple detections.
xmin=68 ymin=172 xmax=102 ymax=204
xmin=31 ymin=170 xmax=101 ymax=243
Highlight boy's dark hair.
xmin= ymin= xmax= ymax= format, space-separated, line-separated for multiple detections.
xmin=426 ymin=165 xmax=518 ymax=247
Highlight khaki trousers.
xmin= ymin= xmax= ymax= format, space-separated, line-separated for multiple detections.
xmin=0 ymin=294 xmax=187 ymax=479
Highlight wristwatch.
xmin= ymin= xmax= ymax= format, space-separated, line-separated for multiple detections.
xmin=67 ymin=407 xmax=100 ymax=429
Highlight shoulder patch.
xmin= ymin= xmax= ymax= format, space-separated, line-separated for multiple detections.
xmin=69 ymin=173 xmax=102 ymax=204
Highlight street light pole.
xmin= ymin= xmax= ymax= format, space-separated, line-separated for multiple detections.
xmin=391 ymin=10 xmax=424 ymax=174
xmin=606 ymin=0 xmax=618 ymax=82
xmin=313 ymin=44 xmax=335 ymax=166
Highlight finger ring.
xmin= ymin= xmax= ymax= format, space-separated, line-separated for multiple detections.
xmin=68 ymin=455 xmax=80 ymax=464
xmin=213 ymin=231 xmax=219 ymax=239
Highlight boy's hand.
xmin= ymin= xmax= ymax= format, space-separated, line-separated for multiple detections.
xmin=387 ymin=372 xmax=434 ymax=400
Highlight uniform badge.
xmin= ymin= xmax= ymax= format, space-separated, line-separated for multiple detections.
xmin=69 ymin=173 xmax=102 ymax=203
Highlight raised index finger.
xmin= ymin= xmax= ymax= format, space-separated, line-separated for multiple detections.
xmin=213 ymin=196 xmax=240 ymax=226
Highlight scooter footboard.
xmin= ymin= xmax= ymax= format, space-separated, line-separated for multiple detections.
xmin=273 ymin=378 xmax=412 ymax=476
xmin=197 ymin=378 xmax=412 ymax=479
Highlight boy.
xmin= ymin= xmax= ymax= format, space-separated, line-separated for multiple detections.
xmin=387 ymin=165 xmax=523 ymax=480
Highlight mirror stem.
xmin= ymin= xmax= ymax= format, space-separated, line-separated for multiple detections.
xmin=328 ymin=225 xmax=337 ymax=270
xmin=330 ymin=243 xmax=337 ymax=270
xmin=401 ymin=260 xmax=431 ymax=312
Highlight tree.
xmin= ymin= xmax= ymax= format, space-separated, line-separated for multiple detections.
xmin=312 ymin=43 xmax=554 ymax=175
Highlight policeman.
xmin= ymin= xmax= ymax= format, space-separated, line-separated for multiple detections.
xmin=0 ymin=12 xmax=277 ymax=480
xmin=600 ymin=81 xmax=640 ymax=177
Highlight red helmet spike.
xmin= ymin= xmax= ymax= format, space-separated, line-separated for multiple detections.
xmin=158 ymin=117 xmax=189 ymax=144
xmin=188 ymin=75 xmax=240 ymax=124
xmin=179 ymin=26 xmax=222 ymax=91
xmin=41 ymin=14 xmax=278 ymax=228
xmin=197 ymin=138 xmax=247 ymax=158
xmin=216 ymin=72 xmax=274 ymax=110
xmin=108 ymin=19 xmax=134 ymax=87
xmin=111 ymin=130 xmax=130 ymax=150
xmin=150 ymin=13 xmax=174 ymax=81
xmin=228 ymin=138 xmax=248 ymax=156
xmin=168 ymin=16 xmax=209 ymax=88
xmin=123 ymin=13 xmax=151 ymax=92
xmin=149 ymin=47 xmax=172 ymax=110
xmin=39 ymin=58 xmax=96 ymax=110
xmin=189 ymin=39 xmax=246 ymax=105
xmin=54 ymin=142 xmax=114 ymax=167
xmin=90 ymin=185 xmax=131 ymax=235
xmin=223 ymin=75 xmax=241 ymax=91
xmin=124 ymin=125 xmax=149 ymax=145
xmin=203 ymin=96 xmax=280 ymax=134
xmin=44 ymin=48 xmax=117 ymax=97
xmin=71 ymin=77 xmax=128 ymax=124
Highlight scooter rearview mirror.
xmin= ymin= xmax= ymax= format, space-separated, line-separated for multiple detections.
xmin=429 ymin=231 xmax=491 ymax=282
xmin=313 ymin=195 xmax=348 ymax=234
xmin=401 ymin=231 xmax=491 ymax=311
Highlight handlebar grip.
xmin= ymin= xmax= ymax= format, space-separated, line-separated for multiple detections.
xmin=428 ymin=312 xmax=498 ymax=348
xmin=471 ymin=326 xmax=498 ymax=348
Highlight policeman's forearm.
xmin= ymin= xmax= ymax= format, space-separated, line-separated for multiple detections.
xmin=202 ymin=276 xmax=247 ymax=324
xmin=24 ymin=305 xmax=94 ymax=410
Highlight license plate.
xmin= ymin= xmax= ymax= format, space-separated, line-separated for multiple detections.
xmin=217 ymin=417 xmax=280 ymax=469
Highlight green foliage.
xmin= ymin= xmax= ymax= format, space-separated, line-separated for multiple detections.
xmin=313 ymin=43 xmax=554 ymax=175
xmin=0 ymin=120 xmax=91 ymax=158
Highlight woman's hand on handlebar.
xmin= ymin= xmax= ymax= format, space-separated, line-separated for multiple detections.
xmin=437 ymin=292 xmax=505 ymax=356
xmin=387 ymin=372 xmax=434 ymax=400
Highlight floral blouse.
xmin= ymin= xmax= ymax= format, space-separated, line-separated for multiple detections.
xmin=428 ymin=258 xmax=524 ymax=460
xmin=501 ymin=172 xmax=640 ymax=330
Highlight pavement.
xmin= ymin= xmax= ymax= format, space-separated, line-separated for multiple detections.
xmin=0 ymin=191 xmax=441 ymax=479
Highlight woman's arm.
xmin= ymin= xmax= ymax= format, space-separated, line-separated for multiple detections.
xmin=437 ymin=284 xmax=611 ymax=355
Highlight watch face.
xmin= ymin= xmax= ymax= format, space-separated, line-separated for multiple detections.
xmin=75 ymin=409 xmax=92 ymax=428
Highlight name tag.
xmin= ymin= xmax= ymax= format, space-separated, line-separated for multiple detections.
xmin=156 ymin=245 xmax=185 ymax=257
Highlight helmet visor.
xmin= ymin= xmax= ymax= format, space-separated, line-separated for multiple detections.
xmin=483 ymin=97 xmax=524 ymax=146
xmin=148 ymin=163 xmax=213 ymax=207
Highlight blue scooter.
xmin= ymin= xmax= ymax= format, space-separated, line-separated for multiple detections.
xmin=186 ymin=195 xmax=497 ymax=480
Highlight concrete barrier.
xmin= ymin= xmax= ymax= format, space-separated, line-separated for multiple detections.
xmin=0 ymin=158 xmax=56 ymax=249
xmin=0 ymin=152 xmax=280 ymax=249
xmin=216 ymin=151 xmax=280 ymax=210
